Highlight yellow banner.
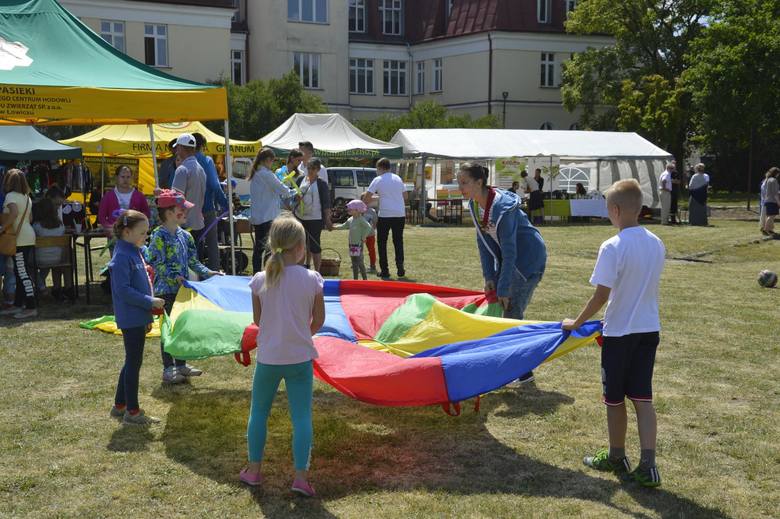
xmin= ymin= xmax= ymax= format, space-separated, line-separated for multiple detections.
xmin=0 ymin=85 xmax=227 ymax=125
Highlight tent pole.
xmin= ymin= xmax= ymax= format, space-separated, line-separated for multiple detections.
xmin=596 ymin=159 xmax=601 ymax=194
xmin=100 ymin=151 xmax=105 ymax=194
xmin=224 ymin=120 xmax=236 ymax=275
xmin=147 ymin=123 xmax=159 ymax=188
xmin=419 ymin=154 xmax=428 ymax=221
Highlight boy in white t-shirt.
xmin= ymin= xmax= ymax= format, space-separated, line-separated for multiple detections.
xmin=562 ymin=178 xmax=665 ymax=488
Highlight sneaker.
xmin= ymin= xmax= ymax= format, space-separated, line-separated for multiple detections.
xmin=13 ymin=309 xmax=38 ymax=319
xmin=0 ymin=306 xmax=21 ymax=316
xmin=583 ymin=448 xmax=632 ymax=478
xmin=122 ymin=409 xmax=160 ymax=426
xmin=162 ymin=367 xmax=185 ymax=384
xmin=378 ymin=271 xmax=391 ymax=280
xmin=368 ymin=266 xmax=376 ymax=273
xmin=397 ymin=269 xmax=406 ymax=278
xmin=109 ymin=406 xmax=125 ymax=419
xmin=177 ymin=364 xmax=202 ymax=377
xmin=630 ymin=465 xmax=661 ymax=487
xmin=291 ymin=479 xmax=316 ymax=497
xmin=239 ymin=468 xmax=264 ymax=487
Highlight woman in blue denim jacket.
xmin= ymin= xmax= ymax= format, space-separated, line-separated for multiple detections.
xmin=457 ymin=163 xmax=547 ymax=384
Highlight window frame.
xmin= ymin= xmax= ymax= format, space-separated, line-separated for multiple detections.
xmin=414 ymin=61 xmax=425 ymax=95
xmin=231 ymin=49 xmax=245 ymax=85
xmin=537 ymin=0 xmax=551 ymax=24
xmin=100 ymin=20 xmax=125 ymax=53
xmin=332 ymin=170 xmax=356 ymax=187
xmin=349 ymin=57 xmax=374 ymax=95
xmin=288 ymin=0 xmax=328 ymax=24
xmin=382 ymin=59 xmax=407 ymax=96
xmin=293 ymin=52 xmax=321 ymax=89
xmin=349 ymin=0 xmax=366 ymax=32
xmin=144 ymin=23 xmax=168 ymax=67
xmin=380 ymin=0 xmax=403 ymax=36
xmin=432 ymin=58 xmax=443 ymax=92
xmin=566 ymin=0 xmax=577 ymax=15
xmin=540 ymin=52 xmax=555 ymax=87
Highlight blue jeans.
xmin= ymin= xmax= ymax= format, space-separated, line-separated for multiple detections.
xmin=115 ymin=326 xmax=146 ymax=411
xmin=247 ymin=361 xmax=313 ymax=470
xmin=502 ymin=271 xmax=543 ymax=320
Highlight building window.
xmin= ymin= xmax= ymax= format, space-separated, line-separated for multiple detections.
xmin=566 ymin=0 xmax=577 ymax=15
xmin=537 ymin=0 xmax=550 ymax=23
xmin=446 ymin=0 xmax=454 ymax=17
xmin=350 ymin=58 xmax=374 ymax=94
xmin=432 ymin=58 xmax=443 ymax=92
xmin=232 ymin=50 xmax=245 ymax=85
xmin=414 ymin=61 xmax=425 ymax=95
xmin=288 ymin=0 xmax=328 ymax=23
xmin=349 ymin=0 xmax=366 ymax=32
xmin=383 ymin=60 xmax=406 ymax=95
xmin=232 ymin=0 xmax=242 ymax=22
xmin=540 ymin=52 xmax=555 ymax=87
xmin=144 ymin=24 xmax=168 ymax=67
xmin=380 ymin=0 xmax=403 ymax=36
xmin=293 ymin=52 xmax=320 ymax=88
xmin=540 ymin=121 xmax=553 ymax=130
xmin=100 ymin=20 xmax=125 ymax=53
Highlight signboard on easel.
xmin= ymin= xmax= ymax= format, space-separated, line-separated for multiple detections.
xmin=495 ymin=157 xmax=527 ymax=189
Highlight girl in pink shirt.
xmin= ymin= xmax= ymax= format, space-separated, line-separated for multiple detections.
xmin=240 ymin=216 xmax=325 ymax=497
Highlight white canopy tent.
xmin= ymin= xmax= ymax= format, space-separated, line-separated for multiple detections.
xmin=261 ymin=113 xmax=402 ymax=159
xmin=390 ymin=129 xmax=674 ymax=208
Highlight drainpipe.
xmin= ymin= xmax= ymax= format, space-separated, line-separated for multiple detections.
xmin=487 ymin=32 xmax=493 ymax=115
xmin=406 ymin=42 xmax=413 ymax=110
xmin=244 ymin=0 xmax=250 ymax=81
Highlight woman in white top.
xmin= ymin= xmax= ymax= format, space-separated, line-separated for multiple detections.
xmin=0 ymin=169 xmax=37 ymax=319
xmin=687 ymin=163 xmax=710 ymax=226
xmin=33 ymin=197 xmax=74 ymax=301
xmin=761 ymin=167 xmax=780 ymax=235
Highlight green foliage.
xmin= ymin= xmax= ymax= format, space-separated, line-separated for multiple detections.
xmin=205 ymin=72 xmax=326 ymax=140
xmin=683 ymin=0 xmax=780 ymax=157
xmin=562 ymin=0 xmax=713 ymax=157
xmin=354 ymin=101 xmax=499 ymax=142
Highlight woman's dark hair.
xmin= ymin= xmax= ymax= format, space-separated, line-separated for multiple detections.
xmin=376 ymin=157 xmax=391 ymax=170
xmin=157 ymin=205 xmax=176 ymax=223
xmin=288 ymin=149 xmax=304 ymax=163
xmin=250 ymin=147 xmax=276 ymax=179
xmin=112 ymin=209 xmax=148 ymax=240
xmin=35 ymin=197 xmax=62 ymax=229
xmin=45 ymin=185 xmax=66 ymax=201
xmin=115 ymin=165 xmax=131 ymax=177
xmin=460 ymin=162 xmax=489 ymax=188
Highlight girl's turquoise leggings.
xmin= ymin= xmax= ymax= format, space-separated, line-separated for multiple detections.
xmin=246 ymin=360 xmax=313 ymax=471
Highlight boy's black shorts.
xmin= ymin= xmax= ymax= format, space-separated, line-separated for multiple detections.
xmin=601 ymin=332 xmax=659 ymax=406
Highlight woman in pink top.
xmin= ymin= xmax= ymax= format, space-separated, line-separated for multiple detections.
xmin=98 ymin=165 xmax=150 ymax=230
xmin=240 ymin=216 xmax=325 ymax=497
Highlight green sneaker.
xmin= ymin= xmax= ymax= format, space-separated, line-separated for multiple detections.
xmin=630 ymin=465 xmax=661 ymax=487
xmin=583 ymin=448 xmax=632 ymax=478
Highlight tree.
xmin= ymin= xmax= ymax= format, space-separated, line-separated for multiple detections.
xmin=562 ymin=0 xmax=713 ymax=160
xmin=205 ymin=72 xmax=326 ymax=140
xmin=354 ymin=101 xmax=499 ymax=142
xmin=683 ymin=0 xmax=780 ymax=191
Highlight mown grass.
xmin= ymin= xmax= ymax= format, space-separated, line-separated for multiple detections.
xmin=1 ymin=219 xmax=778 ymax=518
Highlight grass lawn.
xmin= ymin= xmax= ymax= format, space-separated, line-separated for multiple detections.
xmin=1 ymin=219 xmax=778 ymax=518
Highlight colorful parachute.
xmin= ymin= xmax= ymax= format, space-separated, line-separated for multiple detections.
xmin=162 ymin=276 xmax=601 ymax=408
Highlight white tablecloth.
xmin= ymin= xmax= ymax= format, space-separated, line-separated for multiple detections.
xmin=570 ymin=199 xmax=608 ymax=217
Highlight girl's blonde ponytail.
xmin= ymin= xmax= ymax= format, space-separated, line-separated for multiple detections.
xmin=263 ymin=216 xmax=306 ymax=289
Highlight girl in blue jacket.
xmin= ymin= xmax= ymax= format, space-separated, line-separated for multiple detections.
xmin=458 ymin=163 xmax=547 ymax=384
xmin=108 ymin=209 xmax=164 ymax=426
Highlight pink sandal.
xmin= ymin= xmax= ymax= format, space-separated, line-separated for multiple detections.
xmin=239 ymin=468 xmax=263 ymax=487
xmin=291 ymin=478 xmax=316 ymax=497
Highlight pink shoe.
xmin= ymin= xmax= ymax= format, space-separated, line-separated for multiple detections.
xmin=291 ymin=478 xmax=316 ymax=497
xmin=239 ymin=468 xmax=263 ymax=487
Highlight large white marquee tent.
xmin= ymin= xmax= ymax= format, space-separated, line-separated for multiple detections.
xmin=390 ymin=129 xmax=674 ymax=208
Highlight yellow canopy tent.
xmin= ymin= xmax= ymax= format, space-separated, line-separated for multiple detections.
xmin=0 ymin=0 xmax=240 ymax=272
xmin=62 ymin=122 xmax=261 ymax=194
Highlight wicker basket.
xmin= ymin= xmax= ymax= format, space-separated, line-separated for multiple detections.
xmin=319 ymin=248 xmax=341 ymax=277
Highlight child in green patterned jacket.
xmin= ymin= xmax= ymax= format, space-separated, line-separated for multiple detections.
xmin=145 ymin=189 xmax=221 ymax=384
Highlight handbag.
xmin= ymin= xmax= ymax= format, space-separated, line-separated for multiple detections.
xmin=0 ymin=197 xmax=30 ymax=256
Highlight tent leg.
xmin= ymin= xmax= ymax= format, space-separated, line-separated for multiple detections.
xmin=147 ymin=123 xmax=159 ymax=189
xmin=419 ymin=155 xmax=428 ymax=221
xmin=224 ymin=120 xmax=236 ymax=275
xmin=100 ymin=152 xmax=105 ymax=194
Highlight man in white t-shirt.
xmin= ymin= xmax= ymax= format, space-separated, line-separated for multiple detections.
xmin=658 ymin=163 xmax=674 ymax=225
xmin=297 ymin=141 xmax=328 ymax=184
xmin=361 ymin=158 xmax=407 ymax=279
xmin=562 ymin=178 xmax=665 ymax=488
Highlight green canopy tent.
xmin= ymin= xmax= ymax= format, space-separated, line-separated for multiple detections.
xmin=0 ymin=126 xmax=81 ymax=160
xmin=0 ymin=0 xmax=241 ymax=272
